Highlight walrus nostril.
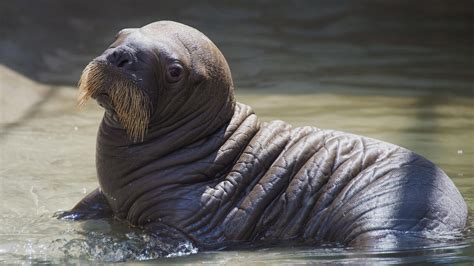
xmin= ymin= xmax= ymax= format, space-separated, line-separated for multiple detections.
xmin=117 ymin=59 xmax=129 ymax=68
xmin=108 ymin=50 xmax=131 ymax=68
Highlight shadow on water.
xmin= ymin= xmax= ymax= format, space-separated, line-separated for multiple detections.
xmin=0 ymin=87 xmax=57 ymax=141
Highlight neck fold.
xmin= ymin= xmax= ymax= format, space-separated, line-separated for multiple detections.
xmin=96 ymin=102 xmax=259 ymax=220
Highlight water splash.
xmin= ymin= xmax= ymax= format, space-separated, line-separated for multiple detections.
xmin=59 ymin=230 xmax=197 ymax=262
xmin=0 ymin=214 xmax=197 ymax=263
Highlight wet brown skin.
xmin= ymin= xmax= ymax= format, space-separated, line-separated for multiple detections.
xmin=58 ymin=21 xmax=467 ymax=249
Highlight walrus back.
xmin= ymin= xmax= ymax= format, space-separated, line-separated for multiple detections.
xmin=205 ymin=111 xmax=468 ymax=246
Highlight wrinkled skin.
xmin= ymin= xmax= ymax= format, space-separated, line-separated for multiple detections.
xmin=59 ymin=21 xmax=467 ymax=249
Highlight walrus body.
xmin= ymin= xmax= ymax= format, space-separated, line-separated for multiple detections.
xmin=61 ymin=21 xmax=467 ymax=249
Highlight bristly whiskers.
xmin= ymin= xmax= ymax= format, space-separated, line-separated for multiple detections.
xmin=78 ymin=62 xmax=151 ymax=142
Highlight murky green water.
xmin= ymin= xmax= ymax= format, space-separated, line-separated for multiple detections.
xmin=1 ymin=74 xmax=472 ymax=264
xmin=1 ymin=0 xmax=473 ymax=264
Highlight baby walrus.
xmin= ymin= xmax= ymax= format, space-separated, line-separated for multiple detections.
xmin=60 ymin=21 xmax=467 ymax=250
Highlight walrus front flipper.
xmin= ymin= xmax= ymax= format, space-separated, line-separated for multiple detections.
xmin=54 ymin=188 xmax=113 ymax=220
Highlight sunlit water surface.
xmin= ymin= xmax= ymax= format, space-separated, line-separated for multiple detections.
xmin=1 ymin=1 xmax=473 ymax=264
xmin=1 ymin=83 xmax=472 ymax=264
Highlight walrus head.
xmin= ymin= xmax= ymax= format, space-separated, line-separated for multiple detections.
xmin=78 ymin=21 xmax=235 ymax=142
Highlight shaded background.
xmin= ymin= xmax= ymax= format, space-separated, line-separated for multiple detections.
xmin=1 ymin=0 xmax=473 ymax=93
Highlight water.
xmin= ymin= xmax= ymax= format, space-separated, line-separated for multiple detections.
xmin=1 ymin=0 xmax=473 ymax=264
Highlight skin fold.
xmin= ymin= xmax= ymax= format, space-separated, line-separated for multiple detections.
xmin=58 ymin=21 xmax=468 ymax=249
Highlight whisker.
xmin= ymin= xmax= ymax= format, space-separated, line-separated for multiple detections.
xmin=77 ymin=62 xmax=151 ymax=142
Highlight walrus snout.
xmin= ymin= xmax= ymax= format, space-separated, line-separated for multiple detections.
xmin=78 ymin=59 xmax=151 ymax=142
xmin=105 ymin=47 xmax=135 ymax=69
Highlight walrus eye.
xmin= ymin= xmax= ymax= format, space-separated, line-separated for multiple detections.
xmin=166 ymin=63 xmax=183 ymax=83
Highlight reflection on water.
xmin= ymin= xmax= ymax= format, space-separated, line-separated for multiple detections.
xmin=1 ymin=80 xmax=472 ymax=263
xmin=1 ymin=0 xmax=473 ymax=263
